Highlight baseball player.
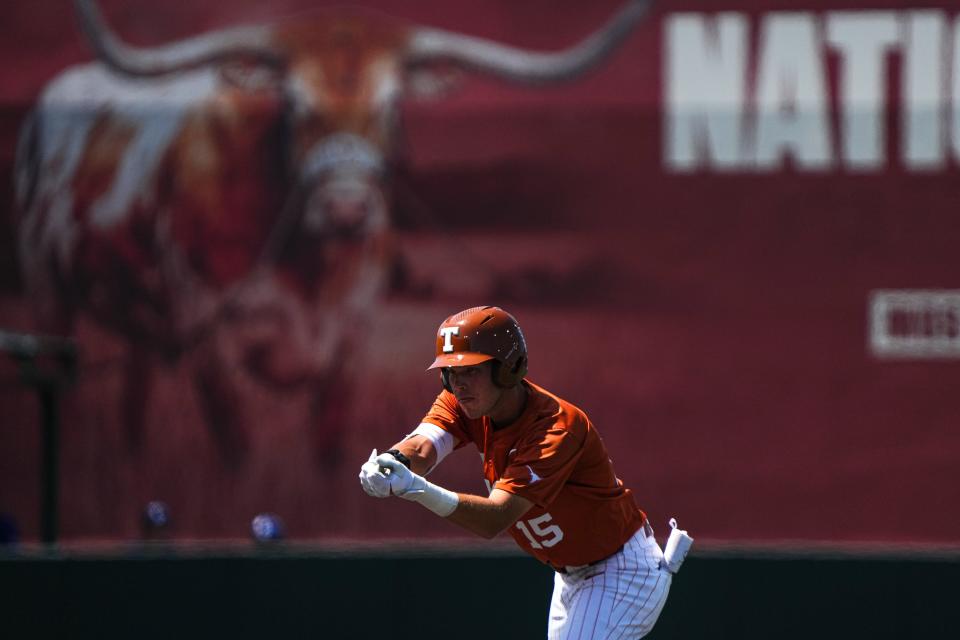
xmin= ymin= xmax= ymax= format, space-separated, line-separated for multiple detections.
xmin=359 ymin=306 xmax=672 ymax=639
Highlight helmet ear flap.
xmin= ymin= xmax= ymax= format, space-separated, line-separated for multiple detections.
xmin=491 ymin=360 xmax=504 ymax=387
xmin=493 ymin=356 xmax=527 ymax=388
xmin=515 ymin=355 xmax=528 ymax=379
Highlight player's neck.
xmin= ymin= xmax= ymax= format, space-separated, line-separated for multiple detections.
xmin=488 ymin=383 xmax=528 ymax=430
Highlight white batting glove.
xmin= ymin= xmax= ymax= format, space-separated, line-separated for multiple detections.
xmin=376 ymin=452 xmax=459 ymax=517
xmin=358 ymin=449 xmax=391 ymax=498
xmin=375 ymin=452 xmax=423 ymax=497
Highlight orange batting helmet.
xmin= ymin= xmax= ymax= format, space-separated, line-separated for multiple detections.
xmin=428 ymin=306 xmax=528 ymax=390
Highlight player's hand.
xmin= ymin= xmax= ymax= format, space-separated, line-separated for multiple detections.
xmin=376 ymin=452 xmax=427 ymax=500
xmin=359 ymin=449 xmax=391 ymax=498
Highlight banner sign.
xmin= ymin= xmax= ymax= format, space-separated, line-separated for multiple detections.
xmin=0 ymin=1 xmax=957 ymax=546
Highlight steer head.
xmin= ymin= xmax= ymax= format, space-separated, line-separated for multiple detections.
xmin=70 ymin=0 xmax=652 ymax=386
xmin=74 ymin=0 xmax=652 ymax=246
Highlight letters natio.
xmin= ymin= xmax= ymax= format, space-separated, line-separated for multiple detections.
xmin=664 ymin=10 xmax=960 ymax=171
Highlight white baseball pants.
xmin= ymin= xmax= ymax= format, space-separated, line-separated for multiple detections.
xmin=547 ymin=527 xmax=672 ymax=639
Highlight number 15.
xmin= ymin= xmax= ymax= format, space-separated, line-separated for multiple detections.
xmin=515 ymin=513 xmax=564 ymax=549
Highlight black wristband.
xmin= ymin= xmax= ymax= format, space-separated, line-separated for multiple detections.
xmin=384 ymin=449 xmax=412 ymax=469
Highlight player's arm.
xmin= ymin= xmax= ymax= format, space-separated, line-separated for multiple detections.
xmin=445 ymin=489 xmax=533 ymax=539
xmin=381 ymin=434 xmax=436 ymax=476
xmin=375 ymin=454 xmax=533 ymax=539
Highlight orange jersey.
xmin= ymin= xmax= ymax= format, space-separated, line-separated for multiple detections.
xmin=422 ymin=379 xmax=645 ymax=568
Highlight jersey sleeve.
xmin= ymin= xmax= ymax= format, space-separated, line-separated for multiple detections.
xmin=494 ymin=420 xmax=586 ymax=508
xmin=420 ymin=390 xmax=471 ymax=451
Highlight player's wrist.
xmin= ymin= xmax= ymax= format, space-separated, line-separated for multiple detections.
xmin=384 ymin=449 xmax=411 ymax=469
xmin=405 ymin=478 xmax=459 ymax=517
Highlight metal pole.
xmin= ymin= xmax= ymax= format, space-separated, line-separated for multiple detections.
xmin=39 ymin=382 xmax=60 ymax=545
xmin=1 ymin=329 xmax=75 ymax=546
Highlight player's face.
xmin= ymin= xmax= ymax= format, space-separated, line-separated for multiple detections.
xmin=446 ymin=361 xmax=502 ymax=419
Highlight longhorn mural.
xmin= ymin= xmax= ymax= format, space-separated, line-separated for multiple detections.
xmin=14 ymin=0 xmax=652 ymax=464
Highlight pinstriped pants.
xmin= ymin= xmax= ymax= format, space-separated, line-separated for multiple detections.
xmin=547 ymin=527 xmax=672 ymax=640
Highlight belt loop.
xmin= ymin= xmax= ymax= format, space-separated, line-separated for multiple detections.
xmin=643 ymin=519 xmax=654 ymax=539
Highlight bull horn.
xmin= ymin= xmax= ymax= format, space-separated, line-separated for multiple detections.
xmin=74 ymin=0 xmax=283 ymax=76
xmin=405 ymin=0 xmax=653 ymax=82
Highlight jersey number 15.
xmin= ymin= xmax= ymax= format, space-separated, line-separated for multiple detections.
xmin=515 ymin=513 xmax=564 ymax=549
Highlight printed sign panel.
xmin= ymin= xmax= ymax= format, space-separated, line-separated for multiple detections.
xmin=870 ymin=290 xmax=960 ymax=358
xmin=0 ymin=1 xmax=958 ymax=546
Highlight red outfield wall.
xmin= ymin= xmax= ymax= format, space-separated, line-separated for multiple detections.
xmin=0 ymin=0 xmax=958 ymax=545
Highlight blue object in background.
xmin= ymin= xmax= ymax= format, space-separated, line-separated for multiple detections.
xmin=251 ymin=513 xmax=285 ymax=542
xmin=141 ymin=501 xmax=171 ymax=538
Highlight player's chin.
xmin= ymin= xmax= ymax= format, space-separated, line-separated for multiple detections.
xmin=458 ymin=400 xmax=481 ymax=419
